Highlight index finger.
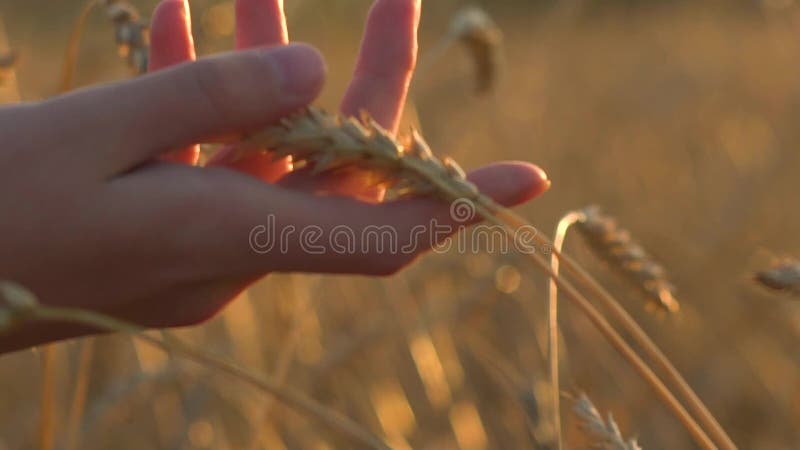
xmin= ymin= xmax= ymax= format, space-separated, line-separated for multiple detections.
xmin=149 ymin=0 xmax=199 ymax=165
xmin=236 ymin=0 xmax=289 ymax=48
xmin=340 ymin=0 xmax=421 ymax=133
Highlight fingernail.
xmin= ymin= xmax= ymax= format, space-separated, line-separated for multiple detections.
xmin=266 ymin=44 xmax=327 ymax=100
xmin=533 ymin=165 xmax=551 ymax=191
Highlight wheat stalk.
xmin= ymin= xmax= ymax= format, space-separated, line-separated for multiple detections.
xmin=548 ymin=210 xmax=588 ymax=450
xmin=573 ymin=393 xmax=643 ymax=450
xmin=575 ymin=206 xmax=680 ymax=314
xmin=0 ymin=278 xmax=62 ymax=450
xmin=755 ymin=258 xmax=800 ymax=296
xmin=548 ymin=206 xmax=678 ymax=449
xmin=506 ymin=214 xmax=733 ymax=449
xmin=234 ymin=107 xmax=725 ymax=450
xmin=39 ymin=343 xmax=58 ymax=450
xmin=64 ymin=341 xmax=95 ymax=450
xmin=245 ymin=277 xmax=314 ymax=450
xmin=0 ymin=283 xmax=391 ymax=450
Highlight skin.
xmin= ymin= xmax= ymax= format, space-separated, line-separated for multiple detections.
xmin=0 ymin=0 xmax=549 ymax=354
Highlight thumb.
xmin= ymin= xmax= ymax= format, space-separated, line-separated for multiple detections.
xmin=37 ymin=44 xmax=325 ymax=176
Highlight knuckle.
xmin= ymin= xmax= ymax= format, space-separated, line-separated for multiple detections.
xmin=187 ymin=54 xmax=270 ymax=124
xmin=188 ymin=58 xmax=238 ymax=123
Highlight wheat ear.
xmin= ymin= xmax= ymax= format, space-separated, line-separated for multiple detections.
xmin=546 ymin=206 xmax=735 ymax=448
xmin=575 ymin=206 xmax=680 ymax=314
xmin=449 ymin=6 xmax=503 ymax=93
xmin=235 ymin=108 xmax=720 ymax=450
xmin=60 ymin=0 xmax=149 ymax=91
xmin=500 ymin=206 xmax=736 ymax=450
xmin=103 ymin=0 xmax=149 ymax=74
xmin=754 ymin=258 xmax=800 ymax=296
xmin=573 ymin=393 xmax=643 ymax=450
xmin=0 ymin=283 xmax=391 ymax=450
xmin=417 ymin=6 xmax=502 ymax=94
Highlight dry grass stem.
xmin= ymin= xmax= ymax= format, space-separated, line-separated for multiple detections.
xmin=573 ymin=393 xmax=642 ymax=450
xmin=575 ymin=206 xmax=680 ymax=314
xmin=0 ymin=283 xmax=391 ymax=450
xmin=236 ymin=108 xmax=722 ymax=450
xmin=755 ymin=258 xmax=800 ymax=296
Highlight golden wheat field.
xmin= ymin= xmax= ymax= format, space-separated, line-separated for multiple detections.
xmin=1 ymin=0 xmax=800 ymax=449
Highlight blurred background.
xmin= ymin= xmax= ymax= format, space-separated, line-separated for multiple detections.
xmin=1 ymin=0 xmax=799 ymax=449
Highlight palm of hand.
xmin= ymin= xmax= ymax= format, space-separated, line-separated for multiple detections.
xmin=0 ymin=0 xmax=546 ymax=352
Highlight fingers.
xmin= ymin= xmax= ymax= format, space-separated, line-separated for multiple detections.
xmin=150 ymin=0 xmax=196 ymax=70
xmin=149 ymin=0 xmax=200 ymax=165
xmin=205 ymin=144 xmax=292 ymax=183
xmin=302 ymin=0 xmax=419 ymax=201
xmin=36 ymin=44 xmax=326 ymax=176
xmin=277 ymin=167 xmax=387 ymax=202
xmin=235 ymin=0 xmax=289 ymax=48
xmin=170 ymin=161 xmax=549 ymax=279
xmin=340 ymin=0 xmax=421 ymax=133
xmin=227 ymin=0 xmax=292 ymax=180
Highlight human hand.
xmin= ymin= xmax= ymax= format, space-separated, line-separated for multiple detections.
xmin=0 ymin=0 xmax=549 ymax=353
